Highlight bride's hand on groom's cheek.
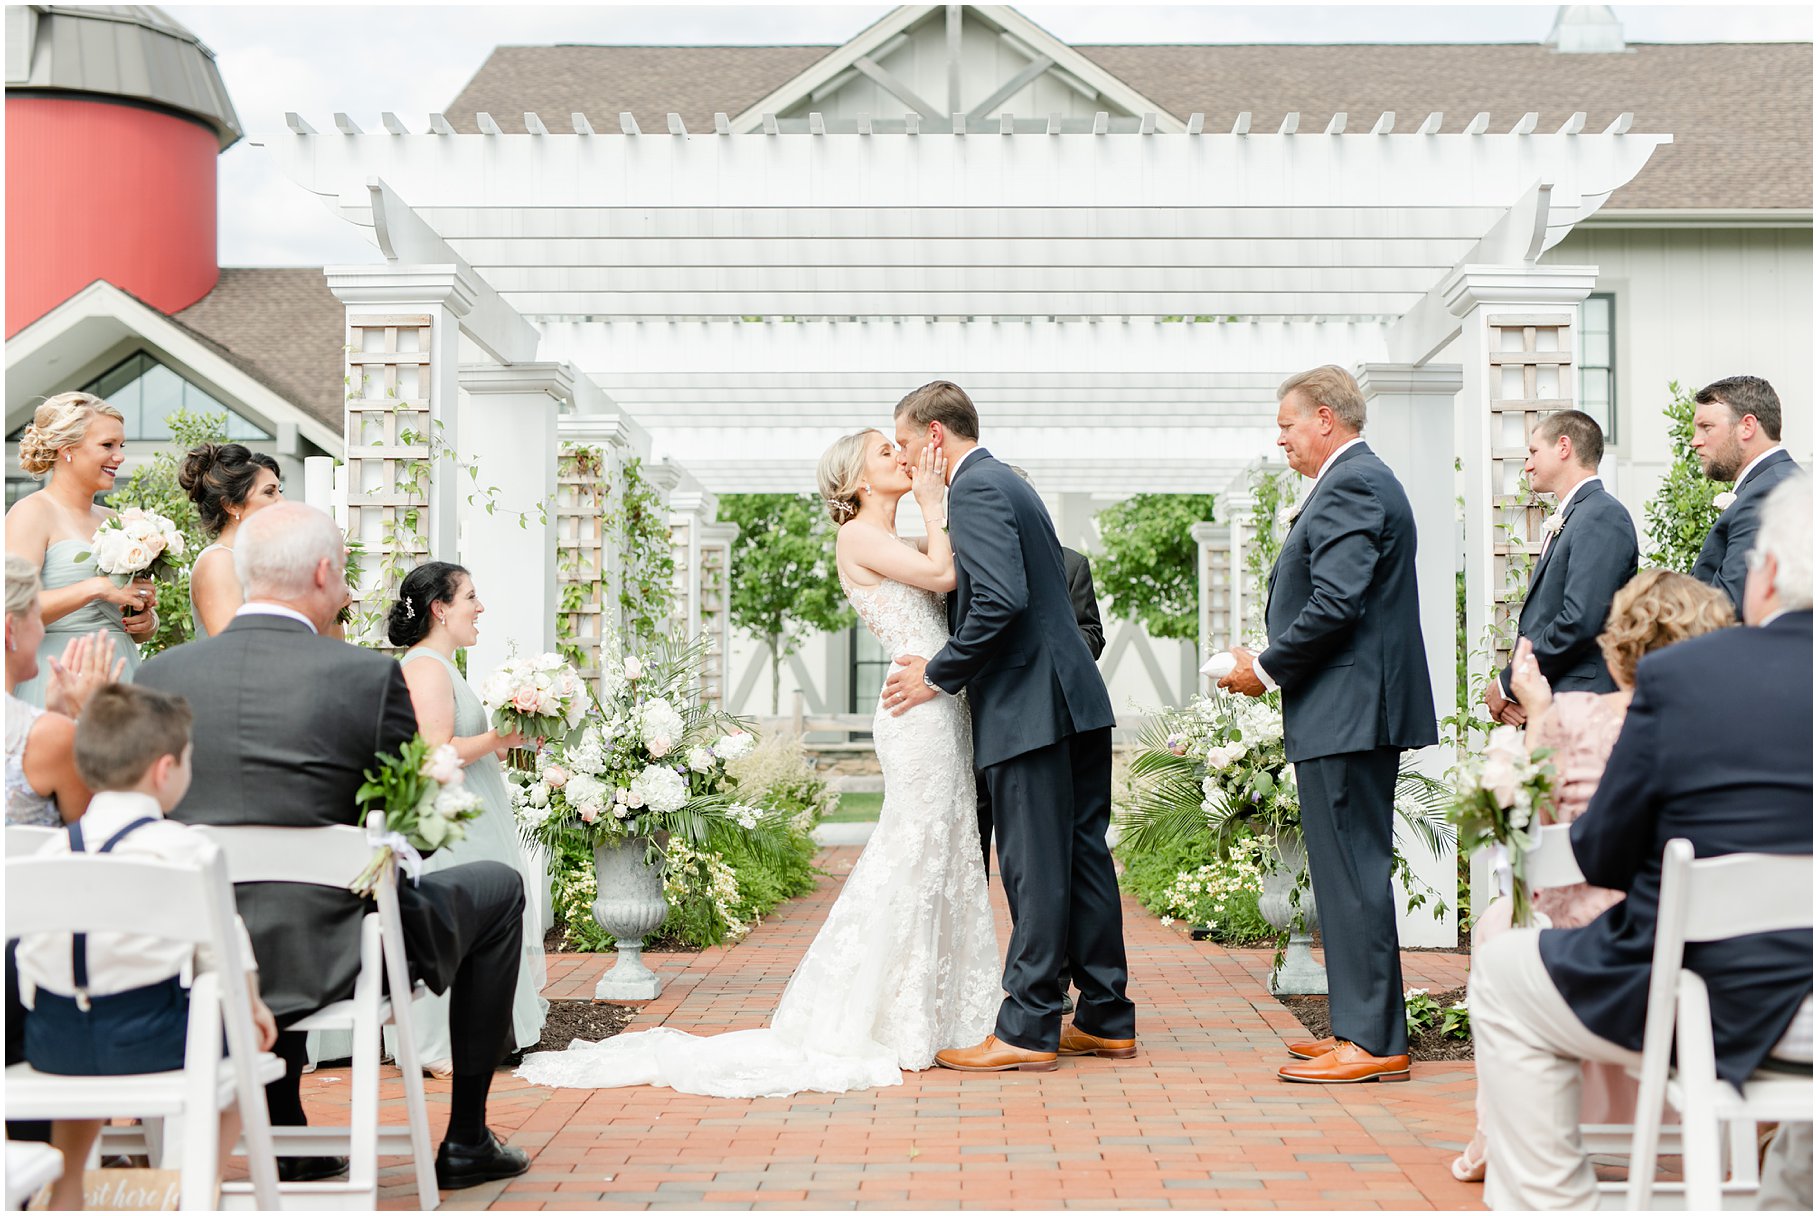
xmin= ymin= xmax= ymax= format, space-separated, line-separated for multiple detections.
xmin=883 ymin=655 xmax=938 ymax=716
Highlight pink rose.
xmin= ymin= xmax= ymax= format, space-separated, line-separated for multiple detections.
xmin=543 ymin=765 xmax=569 ymax=789
xmin=579 ymin=805 xmax=599 ymax=824
xmin=512 ymin=688 xmax=541 ymax=714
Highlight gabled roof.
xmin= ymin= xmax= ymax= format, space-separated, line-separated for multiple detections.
xmin=443 ymin=38 xmax=1810 ymax=210
xmin=6 ymin=277 xmax=342 ymax=452
xmin=172 ymin=268 xmax=346 ymax=432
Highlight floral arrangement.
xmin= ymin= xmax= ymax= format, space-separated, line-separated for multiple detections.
xmin=1447 ymin=724 xmax=1556 ymax=928
xmin=351 ymin=735 xmax=483 ymax=896
xmin=511 ymin=634 xmax=777 ymax=853
xmin=80 ymin=507 xmax=188 ymax=584
xmin=479 ymin=651 xmax=592 ymax=766
xmin=1158 ymin=692 xmax=1297 ymax=841
xmin=1153 ymin=837 xmax=1269 ymax=934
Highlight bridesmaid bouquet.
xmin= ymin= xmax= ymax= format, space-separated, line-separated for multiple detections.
xmin=478 ymin=651 xmax=592 ymax=768
xmin=351 ymin=734 xmax=484 ymax=896
xmin=80 ymin=507 xmax=188 ymax=584
xmin=1447 ymin=726 xmax=1556 ymax=928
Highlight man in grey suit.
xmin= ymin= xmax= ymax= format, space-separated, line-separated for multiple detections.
xmin=1483 ymin=410 xmax=1638 ymax=725
xmin=136 ymin=504 xmax=531 ymax=1191
xmin=1689 ymin=375 xmax=1804 ymax=615
xmin=1220 ymin=365 xmax=1437 ymax=1084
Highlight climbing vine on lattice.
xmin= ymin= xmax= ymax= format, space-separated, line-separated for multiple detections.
xmin=1244 ymin=465 xmax=1295 ymax=619
xmin=612 ymin=456 xmax=676 ymax=645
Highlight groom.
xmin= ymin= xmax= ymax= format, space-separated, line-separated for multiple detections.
xmin=884 ymin=381 xmax=1137 ymax=1071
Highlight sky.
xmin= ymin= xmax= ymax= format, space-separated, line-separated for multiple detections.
xmin=164 ymin=2 xmax=1814 ymax=267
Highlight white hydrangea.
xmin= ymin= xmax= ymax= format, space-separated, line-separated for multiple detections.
xmin=629 ymin=764 xmax=688 ymax=816
xmin=714 ymin=731 xmax=754 ymax=761
xmin=637 ymin=698 xmax=685 ymax=758
xmin=566 ymin=772 xmax=608 ymax=816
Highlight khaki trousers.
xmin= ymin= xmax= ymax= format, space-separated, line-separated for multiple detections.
xmin=1471 ymin=929 xmax=1643 ymax=1210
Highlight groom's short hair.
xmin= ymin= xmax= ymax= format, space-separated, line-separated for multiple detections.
xmin=895 ymin=381 xmax=980 ymax=440
xmin=1535 ymin=409 xmax=1604 ymax=469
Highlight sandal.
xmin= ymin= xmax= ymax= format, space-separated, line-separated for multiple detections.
xmin=1450 ymin=1135 xmax=1488 ymax=1183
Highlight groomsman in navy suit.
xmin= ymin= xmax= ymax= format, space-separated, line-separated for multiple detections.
xmin=1220 ymin=365 xmax=1437 ymax=1084
xmin=1689 ymin=375 xmax=1803 ymax=614
xmin=1483 ymin=410 xmax=1638 ymax=725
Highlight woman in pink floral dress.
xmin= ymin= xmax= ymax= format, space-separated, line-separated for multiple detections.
xmin=1451 ymin=569 xmax=1735 ymax=1182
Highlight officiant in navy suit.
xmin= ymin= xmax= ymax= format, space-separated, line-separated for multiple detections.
xmin=1483 ymin=410 xmax=1638 ymax=725
xmin=1689 ymin=375 xmax=1803 ymax=615
xmin=1219 ymin=364 xmax=1437 ymax=1084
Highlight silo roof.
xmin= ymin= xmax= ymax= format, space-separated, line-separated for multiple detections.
xmin=6 ymin=5 xmax=242 ymax=149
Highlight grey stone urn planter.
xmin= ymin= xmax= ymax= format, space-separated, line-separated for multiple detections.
xmin=1259 ymin=833 xmax=1327 ymax=995
xmin=590 ymin=836 xmax=668 ymax=1000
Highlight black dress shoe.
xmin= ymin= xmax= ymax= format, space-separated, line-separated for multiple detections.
xmin=435 ymin=1129 xmax=530 ymax=1190
xmin=277 ymin=1156 xmax=348 ymax=1183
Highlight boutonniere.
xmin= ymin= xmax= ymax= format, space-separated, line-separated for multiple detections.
xmin=1540 ymin=512 xmax=1566 ymax=540
xmin=1280 ymin=494 xmax=1311 ymax=527
xmin=1713 ymin=491 xmax=1738 ymax=512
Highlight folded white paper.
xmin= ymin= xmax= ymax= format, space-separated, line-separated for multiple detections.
xmin=1200 ymin=651 xmax=1238 ymax=680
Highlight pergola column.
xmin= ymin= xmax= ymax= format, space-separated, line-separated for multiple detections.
xmin=326 ymin=264 xmax=477 ymax=635
xmin=697 ymin=521 xmax=740 ymax=709
xmin=1189 ymin=519 xmax=1230 ymax=686
xmin=456 ymin=362 xmax=570 ymax=678
xmin=1356 ymin=362 xmax=1465 ymax=949
xmin=1443 ymin=265 xmax=1598 ymax=678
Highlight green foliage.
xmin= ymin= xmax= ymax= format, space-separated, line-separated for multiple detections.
xmin=1643 ymin=381 xmax=1722 ymax=572
xmin=1244 ymin=465 xmax=1295 ymax=615
xmin=1093 ymin=493 xmax=1217 ymax=641
xmin=106 ymin=410 xmax=229 ymax=656
xmin=1113 ymin=829 xmax=1273 ymax=946
xmin=613 ymin=457 xmax=676 ymax=646
xmin=716 ymin=494 xmax=854 ymax=712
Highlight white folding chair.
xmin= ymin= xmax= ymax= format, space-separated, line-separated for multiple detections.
xmin=3 ymin=824 xmax=59 ymax=857
xmin=3 ymin=848 xmax=282 ymax=1210
xmin=1625 ymin=840 xmax=1814 ymax=1210
xmin=196 ymin=814 xmax=439 ymax=1211
xmin=1525 ymin=822 xmax=1587 ymax=889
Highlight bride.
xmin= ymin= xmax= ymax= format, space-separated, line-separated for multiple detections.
xmin=515 ymin=430 xmax=999 ymax=1098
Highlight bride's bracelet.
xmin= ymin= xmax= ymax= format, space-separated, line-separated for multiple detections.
xmin=925 ymin=516 xmax=947 ymax=530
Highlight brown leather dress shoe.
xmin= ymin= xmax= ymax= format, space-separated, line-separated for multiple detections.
xmin=1285 ymin=1035 xmax=1339 ymax=1060
xmin=1277 ymin=1040 xmax=1411 ymax=1084
xmin=1058 ymin=1025 xmax=1138 ymax=1059
xmin=935 ymin=1035 xmax=1059 ymax=1073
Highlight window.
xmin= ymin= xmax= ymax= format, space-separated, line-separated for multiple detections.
xmin=849 ymin=625 xmax=891 ymax=714
xmin=1579 ymin=293 xmax=1616 ymax=445
xmin=3 ymin=352 xmax=273 ymax=444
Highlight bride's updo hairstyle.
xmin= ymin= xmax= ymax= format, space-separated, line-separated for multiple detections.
xmin=17 ymin=392 xmax=125 ymax=478
xmin=177 ymin=443 xmax=282 ymax=536
xmin=386 ymin=561 xmax=469 ymax=647
xmin=816 ymin=429 xmax=876 ymax=526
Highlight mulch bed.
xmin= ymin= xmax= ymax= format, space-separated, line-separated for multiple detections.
xmin=529 ymin=999 xmax=637 ymax=1054
xmin=1276 ymin=984 xmax=1473 ymax=1062
xmin=543 ymin=924 xmax=705 ymax=954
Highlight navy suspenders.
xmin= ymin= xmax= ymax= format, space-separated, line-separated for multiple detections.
xmin=65 ymin=816 xmax=159 ymax=1011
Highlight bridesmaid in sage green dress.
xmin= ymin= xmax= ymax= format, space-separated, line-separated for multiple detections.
xmin=4 ymin=393 xmax=156 ymax=706
xmin=177 ymin=442 xmax=286 ymax=638
xmin=386 ymin=561 xmax=550 ymax=1074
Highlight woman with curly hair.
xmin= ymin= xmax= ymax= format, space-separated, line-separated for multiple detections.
xmin=3 ymin=393 xmax=155 ymax=704
xmin=177 ymin=442 xmax=285 ymax=637
xmin=1451 ymin=568 xmax=1734 ymax=1182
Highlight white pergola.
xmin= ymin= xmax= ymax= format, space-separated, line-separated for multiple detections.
xmin=276 ymin=117 xmax=1668 ymax=945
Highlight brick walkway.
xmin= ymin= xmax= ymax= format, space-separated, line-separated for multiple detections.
xmin=298 ymin=847 xmax=1488 ymax=1210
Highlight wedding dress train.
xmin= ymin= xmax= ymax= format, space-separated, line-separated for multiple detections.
xmin=515 ymin=572 xmax=998 ymax=1098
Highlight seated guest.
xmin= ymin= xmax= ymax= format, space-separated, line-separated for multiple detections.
xmin=1451 ymin=570 xmax=1733 ymax=1181
xmin=1689 ymin=375 xmax=1802 ymax=614
xmin=1472 ymin=476 xmax=1813 ymax=1210
xmin=15 ymin=684 xmax=279 ymax=1210
xmin=1483 ymin=409 xmax=1637 ymax=725
xmin=6 ymin=555 xmax=124 ymax=824
xmin=177 ymin=443 xmax=286 ymax=638
xmin=135 ymin=503 xmax=532 ymax=1190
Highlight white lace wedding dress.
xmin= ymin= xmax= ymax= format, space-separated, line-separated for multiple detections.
xmin=515 ymin=570 xmax=999 ymax=1098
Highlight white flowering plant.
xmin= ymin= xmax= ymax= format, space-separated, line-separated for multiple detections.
xmin=1447 ymin=724 xmax=1556 ymax=928
xmin=511 ymin=632 xmax=786 ymax=856
xmin=80 ymin=507 xmax=188 ymax=584
xmin=351 ymin=735 xmax=484 ymax=897
xmin=479 ymin=651 xmax=592 ymax=770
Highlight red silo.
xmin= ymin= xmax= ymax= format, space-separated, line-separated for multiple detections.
xmin=4 ymin=6 xmax=242 ymax=338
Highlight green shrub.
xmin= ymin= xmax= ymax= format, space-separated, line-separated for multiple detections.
xmin=1643 ymin=381 xmax=1723 ymax=572
xmin=1114 ymin=829 xmax=1274 ymax=946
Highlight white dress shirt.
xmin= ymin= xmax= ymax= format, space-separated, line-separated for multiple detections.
xmin=235 ymin=601 xmax=318 ymax=633
xmin=15 ymin=791 xmax=257 ymax=1006
xmin=1253 ymin=438 xmax=1368 ymax=691
xmin=1733 ymin=444 xmax=1788 ymax=492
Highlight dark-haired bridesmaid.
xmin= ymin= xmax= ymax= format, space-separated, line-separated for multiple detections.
xmin=178 ymin=443 xmax=285 ymax=637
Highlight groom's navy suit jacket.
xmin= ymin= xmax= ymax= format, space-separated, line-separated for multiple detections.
xmin=1263 ymin=441 xmax=1437 ymax=764
xmin=1498 ymin=480 xmax=1638 ymax=696
xmin=1543 ymin=610 xmax=1813 ymax=1087
xmin=1691 ymin=448 xmax=1803 ymax=615
xmin=927 ymin=449 xmax=1114 ymax=768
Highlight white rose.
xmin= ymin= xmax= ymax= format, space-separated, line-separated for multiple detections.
xmin=687 ymin=746 xmax=716 ymax=774
xmin=1713 ymin=491 xmax=1738 ymax=511
xmin=118 ymin=540 xmax=153 ymax=572
xmin=1481 ymin=725 xmax=1527 ymax=808
xmin=623 ymin=655 xmax=644 ymax=681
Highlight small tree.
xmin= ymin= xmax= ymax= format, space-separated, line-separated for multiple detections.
xmin=1093 ymin=493 xmax=1217 ymax=642
xmin=108 ymin=410 xmax=228 ymax=656
xmin=1643 ymin=380 xmax=1721 ymax=572
xmin=717 ymin=494 xmax=854 ymax=713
